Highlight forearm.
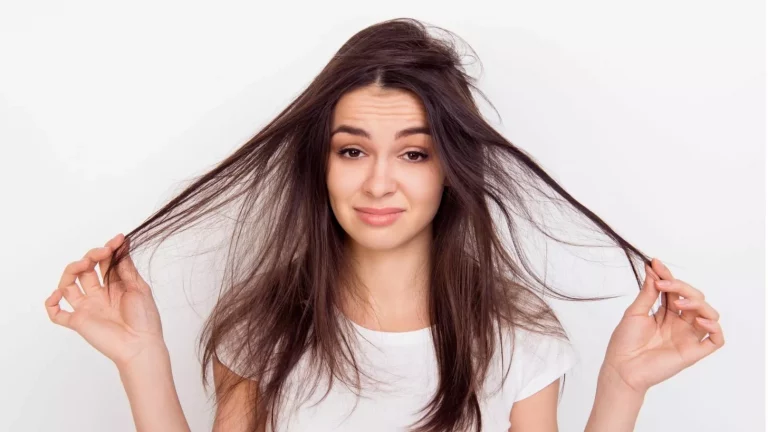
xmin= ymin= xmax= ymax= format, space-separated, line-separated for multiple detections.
xmin=118 ymin=344 xmax=191 ymax=432
xmin=585 ymin=365 xmax=646 ymax=432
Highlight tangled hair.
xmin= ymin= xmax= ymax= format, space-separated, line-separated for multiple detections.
xmin=102 ymin=17 xmax=661 ymax=432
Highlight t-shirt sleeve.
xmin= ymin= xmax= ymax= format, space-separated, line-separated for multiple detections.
xmin=216 ymin=342 xmax=245 ymax=377
xmin=512 ymin=328 xmax=579 ymax=402
xmin=215 ymin=321 xmax=251 ymax=378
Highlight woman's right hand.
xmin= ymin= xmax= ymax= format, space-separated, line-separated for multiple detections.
xmin=45 ymin=233 xmax=166 ymax=370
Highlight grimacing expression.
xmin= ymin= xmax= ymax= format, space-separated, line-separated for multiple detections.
xmin=326 ymin=85 xmax=446 ymax=251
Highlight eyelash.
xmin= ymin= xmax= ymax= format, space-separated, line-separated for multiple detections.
xmin=337 ymin=148 xmax=429 ymax=162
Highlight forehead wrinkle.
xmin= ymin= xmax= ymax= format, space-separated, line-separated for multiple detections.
xmin=331 ymin=88 xmax=433 ymax=146
xmin=334 ymin=88 xmax=425 ymax=121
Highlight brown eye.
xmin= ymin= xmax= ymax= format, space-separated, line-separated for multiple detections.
xmin=339 ymin=148 xmax=363 ymax=158
xmin=404 ymin=151 xmax=428 ymax=162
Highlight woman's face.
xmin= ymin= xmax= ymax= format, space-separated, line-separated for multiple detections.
xmin=327 ymin=85 xmax=445 ymax=251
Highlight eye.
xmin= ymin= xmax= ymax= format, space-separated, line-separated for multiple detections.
xmin=402 ymin=151 xmax=428 ymax=162
xmin=338 ymin=148 xmax=364 ymax=159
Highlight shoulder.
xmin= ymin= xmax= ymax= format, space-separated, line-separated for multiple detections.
xmin=477 ymin=323 xmax=579 ymax=430
xmin=502 ymin=324 xmax=580 ymax=403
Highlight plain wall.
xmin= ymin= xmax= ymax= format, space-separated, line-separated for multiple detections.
xmin=1 ymin=1 xmax=764 ymax=431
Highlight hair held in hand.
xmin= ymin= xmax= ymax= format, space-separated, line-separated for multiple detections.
xmin=101 ymin=18 xmax=655 ymax=432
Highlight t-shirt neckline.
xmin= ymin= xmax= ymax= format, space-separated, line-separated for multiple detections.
xmin=344 ymin=315 xmax=434 ymax=346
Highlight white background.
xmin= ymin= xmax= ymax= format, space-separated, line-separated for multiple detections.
xmin=0 ymin=1 xmax=764 ymax=431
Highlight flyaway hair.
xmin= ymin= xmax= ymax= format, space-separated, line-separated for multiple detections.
xmin=102 ymin=17 xmax=660 ymax=432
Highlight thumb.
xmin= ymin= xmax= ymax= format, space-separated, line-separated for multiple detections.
xmin=624 ymin=263 xmax=661 ymax=317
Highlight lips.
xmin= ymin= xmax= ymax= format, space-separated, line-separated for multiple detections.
xmin=354 ymin=207 xmax=405 ymax=215
xmin=354 ymin=207 xmax=405 ymax=227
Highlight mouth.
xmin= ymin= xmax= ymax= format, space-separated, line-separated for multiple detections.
xmin=354 ymin=207 xmax=405 ymax=227
xmin=354 ymin=207 xmax=405 ymax=215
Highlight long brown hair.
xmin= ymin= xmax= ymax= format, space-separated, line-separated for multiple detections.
xmin=103 ymin=17 xmax=659 ymax=432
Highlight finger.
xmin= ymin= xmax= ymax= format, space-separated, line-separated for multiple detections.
xmin=646 ymin=264 xmax=661 ymax=281
xmin=652 ymin=286 xmax=677 ymax=326
xmin=679 ymin=304 xmax=696 ymax=326
xmin=652 ymin=257 xmax=674 ymax=280
xmin=79 ymin=247 xmax=113 ymax=295
xmin=652 ymin=258 xmax=684 ymax=315
xmin=673 ymin=298 xmax=720 ymax=323
xmin=106 ymin=233 xmax=125 ymax=249
xmin=100 ymin=234 xmax=125 ymax=285
xmin=644 ymin=265 xmax=667 ymax=322
xmin=57 ymin=259 xmax=88 ymax=304
xmin=690 ymin=317 xmax=725 ymax=360
xmin=658 ymin=285 xmax=681 ymax=315
xmin=690 ymin=313 xmax=713 ymax=341
xmin=115 ymin=237 xmax=149 ymax=294
xmin=45 ymin=288 xmax=72 ymax=328
xmin=655 ymin=278 xmax=705 ymax=319
xmin=665 ymin=291 xmax=681 ymax=316
xmin=655 ymin=278 xmax=705 ymax=302
xmin=625 ymin=263 xmax=661 ymax=317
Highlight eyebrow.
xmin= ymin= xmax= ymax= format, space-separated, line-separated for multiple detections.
xmin=330 ymin=125 xmax=431 ymax=140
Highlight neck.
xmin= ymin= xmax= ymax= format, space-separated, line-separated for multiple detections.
xmin=342 ymin=225 xmax=433 ymax=332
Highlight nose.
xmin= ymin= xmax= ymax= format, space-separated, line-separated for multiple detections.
xmin=362 ymin=156 xmax=397 ymax=198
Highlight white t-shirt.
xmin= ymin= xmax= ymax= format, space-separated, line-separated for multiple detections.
xmin=219 ymin=318 xmax=578 ymax=432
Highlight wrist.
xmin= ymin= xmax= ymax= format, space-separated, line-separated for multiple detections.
xmin=117 ymin=339 xmax=171 ymax=378
xmin=116 ymin=341 xmax=191 ymax=432
xmin=598 ymin=361 xmax=648 ymax=398
xmin=585 ymin=363 xmax=647 ymax=432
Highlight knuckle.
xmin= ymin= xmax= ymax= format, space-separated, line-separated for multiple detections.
xmin=680 ymin=280 xmax=704 ymax=299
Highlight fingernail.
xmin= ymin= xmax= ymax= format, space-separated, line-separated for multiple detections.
xmin=656 ymin=280 xmax=671 ymax=287
xmin=675 ymin=298 xmax=690 ymax=306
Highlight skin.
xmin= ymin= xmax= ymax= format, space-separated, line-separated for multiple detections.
xmin=44 ymin=85 xmax=724 ymax=432
xmin=326 ymin=84 xmax=445 ymax=332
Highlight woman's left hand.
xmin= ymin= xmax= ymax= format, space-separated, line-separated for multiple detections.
xmin=602 ymin=258 xmax=725 ymax=394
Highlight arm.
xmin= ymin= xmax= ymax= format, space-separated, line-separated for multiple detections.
xmin=211 ymin=358 xmax=260 ymax=432
xmin=508 ymin=367 xmax=645 ymax=432
xmin=118 ymin=345 xmax=260 ymax=432
xmin=584 ymin=365 xmax=645 ymax=432
xmin=511 ymin=259 xmax=724 ymax=432
xmin=44 ymin=236 xmax=191 ymax=432
xmin=508 ymin=378 xmax=560 ymax=432
xmin=583 ymin=259 xmax=723 ymax=430
xmin=118 ymin=343 xmax=191 ymax=432
xmin=44 ymin=235 xmax=262 ymax=432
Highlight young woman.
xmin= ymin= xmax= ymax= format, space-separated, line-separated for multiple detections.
xmin=43 ymin=18 xmax=724 ymax=432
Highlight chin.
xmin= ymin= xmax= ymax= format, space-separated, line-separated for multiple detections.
xmin=347 ymin=230 xmax=409 ymax=251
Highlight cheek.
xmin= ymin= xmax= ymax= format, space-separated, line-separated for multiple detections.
xmin=402 ymin=169 xmax=445 ymax=211
xmin=326 ymin=163 xmax=357 ymax=212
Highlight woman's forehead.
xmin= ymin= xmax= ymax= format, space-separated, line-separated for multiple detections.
xmin=332 ymin=86 xmax=427 ymax=129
